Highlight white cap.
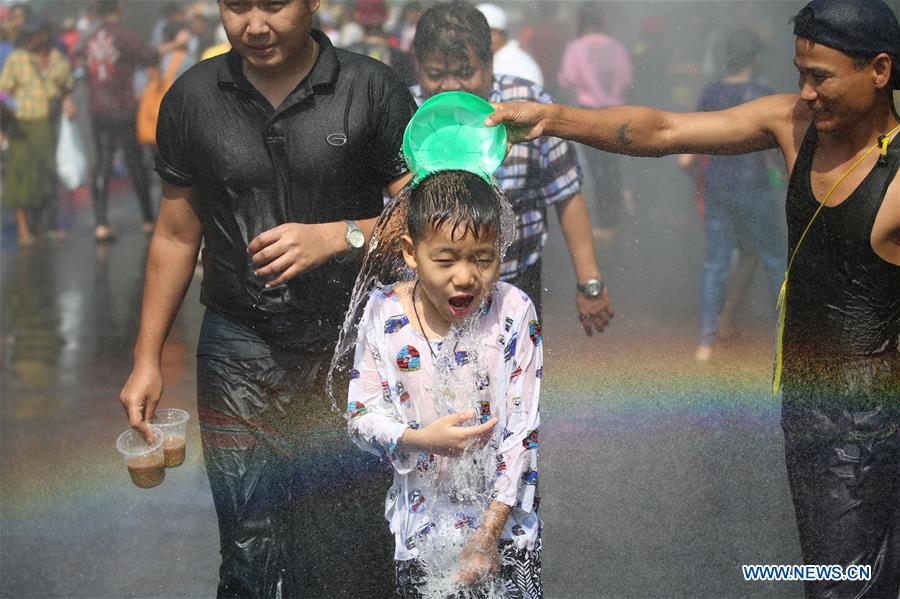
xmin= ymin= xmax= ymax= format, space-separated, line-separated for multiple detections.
xmin=477 ymin=3 xmax=507 ymax=32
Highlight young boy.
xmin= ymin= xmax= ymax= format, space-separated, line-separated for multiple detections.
xmin=346 ymin=170 xmax=543 ymax=598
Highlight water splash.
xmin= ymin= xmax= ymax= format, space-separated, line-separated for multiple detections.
xmin=413 ymin=311 xmax=506 ymax=598
xmin=326 ymin=174 xmax=515 ymax=410
xmin=326 ymin=172 xmax=516 ymax=595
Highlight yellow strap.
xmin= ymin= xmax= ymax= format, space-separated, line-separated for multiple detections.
xmin=773 ymin=122 xmax=900 ymax=397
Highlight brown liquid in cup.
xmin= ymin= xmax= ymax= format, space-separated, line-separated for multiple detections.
xmin=126 ymin=454 xmax=165 ymax=488
xmin=163 ymin=435 xmax=186 ymax=468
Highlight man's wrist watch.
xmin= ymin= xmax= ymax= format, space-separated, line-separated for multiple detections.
xmin=576 ymin=278 xmax=605 ymax=298
xmin=336 ymin=220 xmax=365 ymax=262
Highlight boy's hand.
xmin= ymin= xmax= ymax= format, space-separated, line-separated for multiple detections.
xmin=453 ymin=532 xmax=500 ymax=585
xmin=399 ymin=410 xmax=497 ymax=457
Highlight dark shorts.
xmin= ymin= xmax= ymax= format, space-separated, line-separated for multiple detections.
xmin=197 ymin=309 xmax=395 ymax=598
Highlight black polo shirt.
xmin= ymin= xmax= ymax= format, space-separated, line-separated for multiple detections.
xmin=155 ymin=30 xmax=415 ymax=347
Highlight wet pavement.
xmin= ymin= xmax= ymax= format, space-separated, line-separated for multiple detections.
xmin=1 ymin=168 xmax=805 ymax=598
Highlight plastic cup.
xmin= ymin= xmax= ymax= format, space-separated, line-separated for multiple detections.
xmin=116 ymin=426 xmax=165 ymax=489
xmin=150 ymin=408 xmax=190 ymax=468
xmin=403 ymin=91 xmax=507 ymax=179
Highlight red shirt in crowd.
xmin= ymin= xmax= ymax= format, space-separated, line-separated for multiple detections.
xmin=85 ymin=22 xmax=157 ymax=114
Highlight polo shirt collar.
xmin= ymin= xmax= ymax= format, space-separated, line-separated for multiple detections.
xmin=217 ymin=28 xmax=339 ymax=94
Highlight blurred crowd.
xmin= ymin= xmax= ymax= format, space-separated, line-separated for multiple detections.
xmin=0 ymin=0 xmax=805 ymax=360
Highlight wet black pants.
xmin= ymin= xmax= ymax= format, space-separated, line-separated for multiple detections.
xmin=197 ymin=310 xmax=395 ymax=598
xmin=782 ymin=406 xmax=900 ymax=599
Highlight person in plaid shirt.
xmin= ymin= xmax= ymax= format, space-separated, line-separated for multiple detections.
xmin=409 ymin=0 xmax=614 ymax=335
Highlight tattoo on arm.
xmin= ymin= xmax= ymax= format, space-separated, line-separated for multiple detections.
xmin=616 ymin=123 xmax=633 ymax=147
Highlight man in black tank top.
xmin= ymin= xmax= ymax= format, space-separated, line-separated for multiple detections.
xmin=487 ymin=1 xmax=900 ymax=597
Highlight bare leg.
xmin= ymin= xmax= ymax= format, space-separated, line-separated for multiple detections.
xmin=16 ymin=209 xmax=35 ymax=247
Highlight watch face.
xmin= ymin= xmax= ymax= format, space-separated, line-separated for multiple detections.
xmin=582 ymin=281 xmax=603 ymax=297
xmin=348 ymin=229 xmax=366 ymax=249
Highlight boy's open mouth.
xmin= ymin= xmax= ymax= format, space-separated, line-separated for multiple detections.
xmin=448 ymin=294 xmax=475 ymax=316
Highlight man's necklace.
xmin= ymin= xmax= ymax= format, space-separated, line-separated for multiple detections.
xmin=412 ymin=280 xmax=438 ymax=360
xmin=815 ymin=125 xmax=899 ymax=200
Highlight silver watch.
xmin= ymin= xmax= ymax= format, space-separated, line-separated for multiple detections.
xmin=576 ymin=278 xmax=605 ymax=298
xmin=345 ymin=220 xmax=365 ymax=250
xmin=336 ymin=220 xmax=365 ymax=263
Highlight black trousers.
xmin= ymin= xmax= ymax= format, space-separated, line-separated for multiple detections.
xmin=197 ymin=310 xmax=395 ymax=598
xmin=90 ymin=111 xmax=153 ymax=227
xmin=781 ymin=359 xmax=900 ymax=599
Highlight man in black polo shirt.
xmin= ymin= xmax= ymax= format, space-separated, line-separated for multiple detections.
xmin=118 ymin=0 xmax=415 ymax=596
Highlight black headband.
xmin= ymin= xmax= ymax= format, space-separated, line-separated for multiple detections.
xmin=793 ymin=0 xmax=900 ymax=89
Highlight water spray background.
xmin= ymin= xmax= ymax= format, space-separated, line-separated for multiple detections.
xmin=2 ymin=0 xmax=889 ymax=596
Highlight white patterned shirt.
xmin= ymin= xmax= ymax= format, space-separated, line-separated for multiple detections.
xmin=347 ymin=282 xmax=543 ymax=561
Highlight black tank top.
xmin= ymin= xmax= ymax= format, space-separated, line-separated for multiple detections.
xmin=783 ymin=125 xmax=900 ymax=364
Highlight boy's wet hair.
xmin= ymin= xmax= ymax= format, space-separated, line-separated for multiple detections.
xmin=412 ymin=0 xmax=492 ymax=66
xmin=407 ymin=170 xmax=500 ymax=244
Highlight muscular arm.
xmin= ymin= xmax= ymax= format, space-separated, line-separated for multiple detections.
xmin=489 ymin=93 xmax=804 ymax=158
xmin=120 ymin=182 xmax=202 ymax=440
xmin=133 ymin=184 xmax=203 ymax=365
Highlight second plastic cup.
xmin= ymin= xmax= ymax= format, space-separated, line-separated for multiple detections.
xmin=116 ymin=426 xmax=166 ymax=489
xmin=150 ymin=408 xmax=190 ymax=468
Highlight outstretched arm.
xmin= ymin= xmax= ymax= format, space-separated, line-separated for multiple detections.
xmin=487 ymin=94 xmax=801 ymax=158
